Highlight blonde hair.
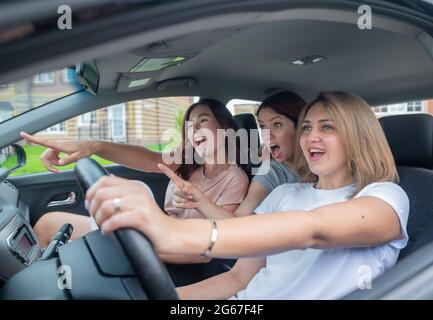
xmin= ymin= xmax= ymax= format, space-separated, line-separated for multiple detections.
xmin=294 ymin=91 xmax=398 ymax=196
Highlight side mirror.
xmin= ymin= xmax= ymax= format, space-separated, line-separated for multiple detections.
xmin=0 ymin=144 xmax=26 ymax=181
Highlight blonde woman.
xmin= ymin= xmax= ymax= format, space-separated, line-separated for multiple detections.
xmin=86 ymin=92 xmax=410 ymax=299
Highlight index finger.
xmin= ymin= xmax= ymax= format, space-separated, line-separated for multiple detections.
xmin=86 ymin=175 xmax=125 ymax=202
xmin=20 ymin=131 xmax=58 ymax=149
xmin=157 ymin=163 xmax=185 ymax=189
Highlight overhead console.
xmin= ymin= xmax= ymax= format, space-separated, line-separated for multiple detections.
xmin=116 ymin=26 xmax=247 ymax=92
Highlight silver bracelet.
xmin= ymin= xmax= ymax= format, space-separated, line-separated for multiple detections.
xmin=202 ymin=219 xmax=218 ymax=258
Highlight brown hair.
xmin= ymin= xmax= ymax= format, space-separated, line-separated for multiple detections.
xmin=294 ymin=91 xmax=398 ymax=196
xmin=176 ymin=98 xmax=241 ymax=180
xmin=256 ymin=91 xmax=306 ymax=127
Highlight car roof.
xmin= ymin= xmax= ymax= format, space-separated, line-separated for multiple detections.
xmin=1 ymin=1 xmax=433 ymax=113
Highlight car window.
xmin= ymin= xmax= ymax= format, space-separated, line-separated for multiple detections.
xmin=227 ymin=99 xmax=259 ymax=118
xmin=226 ymin=98 xmax=260 ymax=132
xmin=227 ymin=97 xmax=433 ymax=152
xmin=12 ymin=96 xmax=194 ymax=176
xmin=0 ymin=68 xmax=82 ymax=124
xmin=227 ymin=99 xmax=263 ymax=147
xmin=373 ymin=99 xmax=433 ymax=117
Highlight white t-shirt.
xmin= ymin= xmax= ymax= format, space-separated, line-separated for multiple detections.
xmin=231 ymin=181 xmax=410 ymax=300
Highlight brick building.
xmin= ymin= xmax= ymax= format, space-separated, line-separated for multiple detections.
xmin=0 ymin=69 xmax=193 ymax=149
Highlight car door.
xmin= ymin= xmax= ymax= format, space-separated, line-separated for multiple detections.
xmin=9 ymin=166 xmax=170 ymax=227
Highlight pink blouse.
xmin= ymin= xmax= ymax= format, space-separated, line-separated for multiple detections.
xmin=164 ymin=165 xmax=249 ymax=219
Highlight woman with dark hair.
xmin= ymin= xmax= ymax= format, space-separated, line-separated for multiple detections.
xmin=162 ymin=98 xmax=249 ymax=222
xmin=162 ymin=91 xmax=306 ymax=218
xmin=20 ymin=98 xmax=249 ymax=259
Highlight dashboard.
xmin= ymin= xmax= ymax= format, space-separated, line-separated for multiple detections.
xmin=0 ymin=180 xmax=41 ymax=282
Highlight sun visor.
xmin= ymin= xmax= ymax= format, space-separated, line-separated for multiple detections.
xmin=116 ymin=70 xmax=158 ymax=92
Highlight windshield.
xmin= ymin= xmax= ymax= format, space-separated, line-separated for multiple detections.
xmin=0 ymin=67 xmax=82 ymax=123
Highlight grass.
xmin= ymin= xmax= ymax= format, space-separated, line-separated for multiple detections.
xmin=143 ymin=143 xmax=167 ymax=152
xmin=3 ymin=143 xmax=167 ymax=176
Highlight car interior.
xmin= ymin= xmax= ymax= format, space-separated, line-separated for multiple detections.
xmin=344 ymin=113 xmax=433 ymax=299
xmin=0 ymin=0 xmax=432 ymax=299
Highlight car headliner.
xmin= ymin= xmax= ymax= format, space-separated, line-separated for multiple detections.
xmin=0 ymin=0 xmax=433 ymax=147
xmin=94 ymin=10 xmax=433 ymax=105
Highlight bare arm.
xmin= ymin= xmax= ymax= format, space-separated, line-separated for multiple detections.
xmin=194 ymin=200 xmax=242 ymax=219
xmin=87 ymin=177 xmax=403 ymax=260
xmin=159 ymin=164 xmax=268 ymax=219
xmin=93 ymin=141 xmax=179 ymax=173
xmin=158 ymin=200 xmax=243 ymax=263
xmin=159 ymin=253 xmax=211 ymax=264
xmin=20 ymin=132 xmax=179 ymax=173
xmin=234 ymin=181 xmax=269 ymax=216
xmin=192 ymin=182 xmax=268 ymax=218
xmin=170 ymin=196 xmax=402 ymax=258
xmin=177 ymin=257 xmax=265 ymax=300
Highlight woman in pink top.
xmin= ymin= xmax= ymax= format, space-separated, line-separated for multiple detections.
xmin=163 ymin=98 xmax=250 ymax=221
xmin=165 ymin=163 xmax=249 ymax=220
xmin=20 ymin=99 xmax=249 ymax=268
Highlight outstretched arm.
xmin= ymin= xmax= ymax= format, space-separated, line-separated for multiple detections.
xmin=188 ymin=196 xmax=402 ymax=258
xmin=20 ymin=132 xmax=179 ymax=173
xmin=86 ymin=176 xmax=403 ymax=259
xmin=93 ymin=142 xmax=179 ymax=173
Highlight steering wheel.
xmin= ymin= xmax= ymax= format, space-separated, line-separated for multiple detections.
xmin=74 ymin=158 xmax=179 ymax=300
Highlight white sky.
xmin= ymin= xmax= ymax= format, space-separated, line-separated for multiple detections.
xmin=193 ymin=97 xmax=260 ymax=114
xmin=226 ymin=99 xmax=260 ymax=114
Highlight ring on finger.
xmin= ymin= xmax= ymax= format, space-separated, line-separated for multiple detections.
xmin=113 ymin=198 xmax=122 ymax=213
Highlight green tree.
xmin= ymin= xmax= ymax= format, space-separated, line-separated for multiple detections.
xmin=162 ymin=107 xmax=185 ymax=152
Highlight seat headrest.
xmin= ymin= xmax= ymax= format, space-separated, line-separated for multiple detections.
xmin=234 ymin=113 xmax=260 ymax=151
xmin=379 ymin=113 xmax=433 ymax=169
xmin=233 ymin=113 xmax=261 ymax=179
xmin=234 ymin=113 xmax=258 ymax=132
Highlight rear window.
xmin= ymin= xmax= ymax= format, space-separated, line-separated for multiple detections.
xmin=373 ymin=100 xmax=433 ymax=117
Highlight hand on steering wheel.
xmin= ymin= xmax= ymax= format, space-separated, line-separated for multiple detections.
xmin=86 ymin=175 xmax=172 ymax=252
xmin=76 ymin=158 xmax=178 ymax=299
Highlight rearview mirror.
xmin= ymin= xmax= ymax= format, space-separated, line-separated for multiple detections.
xmin=76 ymin=61 xmax=99 ymax=95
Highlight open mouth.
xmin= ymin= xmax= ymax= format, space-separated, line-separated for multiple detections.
xmin=194 ymin=136 xmax=207 ymax=148
xmin=308 ymin=147 xmax=326 ymax=161
xmin=270 ymin=144 xmax=281 ymax=159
